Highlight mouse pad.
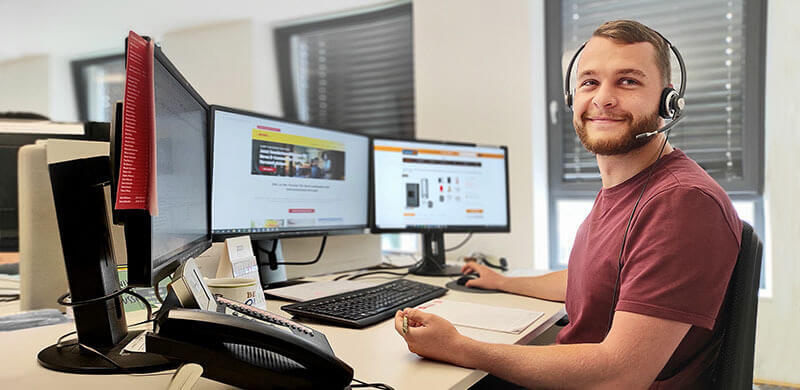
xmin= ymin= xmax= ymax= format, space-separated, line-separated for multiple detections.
xmin=445 ymin=280 xmax=501 ymax=294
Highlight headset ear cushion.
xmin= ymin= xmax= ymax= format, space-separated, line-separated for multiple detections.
xmin=565 ymin=93 xmax=573 ymax=109
xmin=659 ymin=88 xmax=678 ymax=119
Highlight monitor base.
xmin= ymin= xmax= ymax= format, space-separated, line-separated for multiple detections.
xmin=38 ymin=330 xmax=177 ymax=374
xmin=409 ymin=262 xmax=462 ymax=277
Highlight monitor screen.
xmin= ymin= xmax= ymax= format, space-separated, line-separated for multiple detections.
xmin=1 ymin=122 xmax=109 ymax=252
xmin=149 ymin=51 xmax=210 ymax=273
xmin=210 ymin=107 xmax=369 ymax=239
xmin=372 ymin=138 xmax=509 ymax=232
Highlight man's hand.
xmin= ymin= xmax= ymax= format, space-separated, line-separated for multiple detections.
xmin=460 ymin=262 xmax=508 ymax=291
xmin=393 ymin=308 xmax=473 ymax=367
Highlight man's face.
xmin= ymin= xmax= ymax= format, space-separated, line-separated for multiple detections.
xmin=572 ymin=36 xmax=664 ymax=155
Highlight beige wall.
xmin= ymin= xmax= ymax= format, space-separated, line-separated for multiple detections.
xmin=0 ymin=55 xmax=50 ymax=116
xmin=413 ymin=0 xmax=537 ymax=270
xmin=754 ymin=0 xmax=800 ymax=384
xmin=162 ymin=20 xmax=258 ymax=111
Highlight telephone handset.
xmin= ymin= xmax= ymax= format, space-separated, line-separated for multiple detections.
xmin=146 ymin=259 xmax=354 ymax=389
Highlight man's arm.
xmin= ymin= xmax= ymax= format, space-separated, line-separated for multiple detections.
xmin=395 ymin=309 xmax=690 ymax=389
xmin=461 ymin=263 xmax=568 ymax=302
xmin=500 ymin=269 xmax=568 ymax=302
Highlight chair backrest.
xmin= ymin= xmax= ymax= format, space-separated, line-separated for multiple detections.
xmin=711 ymin=220 xmax=763 ymax=389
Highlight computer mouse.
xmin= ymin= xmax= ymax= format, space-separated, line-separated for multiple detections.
xmin=456 ymin=273 xmax=480 ymax=286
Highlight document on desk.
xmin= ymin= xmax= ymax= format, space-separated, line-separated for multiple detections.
xmin=265 ymin=280 xmax=380 ymax=302
xmin=415 ymin=300 xmax=543 ymax=334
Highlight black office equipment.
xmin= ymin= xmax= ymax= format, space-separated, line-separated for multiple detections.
xmin=209 ymin=105 xmax=370 ymax=286
xmin=282 ymin=279 xmax=447 ymax=328
xmin=710 ymin=221 xmax=763 ymax=389
xmin=0 ymin=121 xmax=109 ymax=252
xmin=38 ymin=156 xmax=173 ymax=374
xmin=147 ymin=258 xmax=354 ymax=389
xmin=112 ymin=40 xmax=212 ymax=287
xmin=372 ymin=138 xmax=511 ymax=276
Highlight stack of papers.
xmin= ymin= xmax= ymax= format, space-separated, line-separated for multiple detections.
xmin=415 ymin=299 xmax=543 ymax=334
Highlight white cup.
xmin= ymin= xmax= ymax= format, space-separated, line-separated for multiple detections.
xmin=204 ymin=277 xmax=266 ymax=310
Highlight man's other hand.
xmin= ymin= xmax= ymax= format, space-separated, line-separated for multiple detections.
xmin=461 ymin=262 xmax=507 ymax=291
xmin=394 ymin=308 xmax=473 ymax=367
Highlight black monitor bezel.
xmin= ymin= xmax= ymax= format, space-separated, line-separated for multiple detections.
xmin=369 ymin=136 xmax=511 ymax=234
xmin=208 ymin=105 xmax=369 ymax=243
xmin=123 ymin=43 xmax=212 ymax=287
xmin=1 ymin=122 xmax=110 ymax=252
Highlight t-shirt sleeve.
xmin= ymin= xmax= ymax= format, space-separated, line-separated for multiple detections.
xmin=615 ymin=187 xmax=740 ymax=330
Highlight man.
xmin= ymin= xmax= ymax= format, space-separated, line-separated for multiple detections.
xmin=394 ymin=20 xmax=742 ymax=389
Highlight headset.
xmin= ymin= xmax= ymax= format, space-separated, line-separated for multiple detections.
xmin=562 ymin=30 xmax=687 ymax=336
xmin=563 ymin=31 xmax=687 ymax=140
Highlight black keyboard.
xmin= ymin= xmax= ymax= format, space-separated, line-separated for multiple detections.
xmin=281 ymin=279 xmax=448 ymax=328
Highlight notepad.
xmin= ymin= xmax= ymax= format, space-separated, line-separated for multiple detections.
xmin=415 ymin=299 xmax=543 ymax=334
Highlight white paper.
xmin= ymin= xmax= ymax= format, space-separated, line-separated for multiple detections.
xmin=265 ymin=280 xmax=380 ymax=302
xmin=217 ymin=236 xmax=260 ymax=284
xmin=415 ymin=300 xmax=543 ymax=334
xmin=122 ymin=331 xmax=149 ymax=353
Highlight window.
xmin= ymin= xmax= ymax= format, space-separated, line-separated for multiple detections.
xmin=544 ymin=0 xmax=767 ymax=289
xmin=275 ymin=2 xmax=414 ymax=138
xmin=71 ymin=54 xmax=125 ymax=122
xmin=275 ymin=2 xmax=415 ymax=253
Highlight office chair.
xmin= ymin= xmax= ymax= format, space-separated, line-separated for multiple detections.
xmin=711 ymin=220 xmax=763 ymax=390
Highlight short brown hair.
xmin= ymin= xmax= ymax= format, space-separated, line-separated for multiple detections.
xmin=593 ymin=20 xmax=671 ymax=87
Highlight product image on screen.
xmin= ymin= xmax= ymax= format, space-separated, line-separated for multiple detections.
xmin=212 ymin=108 xmax=369 ymax=236
xmin=373 ymin=139 xmax=509 ymax=231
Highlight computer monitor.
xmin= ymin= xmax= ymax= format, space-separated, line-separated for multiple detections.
xmin=0 ymin=121 xmax=109 ymax=252
xmin=37 ymin=41 xmax=207 ymax=374
xmin=209 ymin=106 xmax=369 ymax=283
xmin=118 ymin=44 xmax=211 ymax=287
xmin=371 ymin=138 xmax=510 ymax=276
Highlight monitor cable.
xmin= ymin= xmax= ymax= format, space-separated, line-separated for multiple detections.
xmin=445 ymin=232 xmax=473 ymax=252
xmin=255 ymin=234 xmax=328 ymax=267
xmin=350 ymin=377 xmax=394 ymax=390
xmin=53 ymin=289 xmax=174 ymax=377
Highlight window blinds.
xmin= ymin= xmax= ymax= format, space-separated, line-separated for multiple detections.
xmin=279 ymin=4 xmax=414 ymax=138
xmin=559 ymin=0 xmax=752 ymax=186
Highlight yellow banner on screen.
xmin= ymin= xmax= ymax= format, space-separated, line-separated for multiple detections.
xmin=252 ymin=129 xmax=344 ymax=151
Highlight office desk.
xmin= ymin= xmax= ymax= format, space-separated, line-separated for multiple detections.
xmin=0 ymin=273 xmax=565 ymax=390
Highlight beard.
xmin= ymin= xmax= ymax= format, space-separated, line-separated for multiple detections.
xmin=574 ymin=110 xmax=661 ymax=155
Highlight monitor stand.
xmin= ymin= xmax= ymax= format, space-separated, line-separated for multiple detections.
xmin=38 ymin=157 xmax=174 ymax=374
xmin=253 ymin=238 xmax=288 ymax=288
xmin=409 ymin=232 xmax=463 ymax=276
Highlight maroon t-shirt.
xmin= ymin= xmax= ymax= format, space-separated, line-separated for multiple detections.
xmin=556 ymin=149 xmax=742 ymax=388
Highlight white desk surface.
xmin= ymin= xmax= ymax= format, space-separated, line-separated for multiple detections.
xmin=0 ymin=273 xmax=565 ymax=390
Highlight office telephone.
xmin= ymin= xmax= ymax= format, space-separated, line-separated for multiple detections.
xmin=146 ymin=259 xmax=354 ymax=389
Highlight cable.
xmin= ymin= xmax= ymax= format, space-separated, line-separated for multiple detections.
xmin=153 ymin=282 xmax=165 ymax=305
xmin=57 ymin=286 xmax=154 ymax=325
xmin=347 ymin=270 xmax=409 ymax=280
xmin=58 ymin=287 xmax=131 ymax=307
xmin=606 ymin=131 xmax=672 ymax=335
xmin=256 ymin=234 xmax=328 ymax=266
xmin=445 ymin=232 xmax=472 ymax=252
xmin=351 ymin=377 xmax=394 ymax=390
xmin=333 ymin=273 xmax=352 ymax=281
xmin=0 ymin=294 xmax=20 ymax=302
xmin=53 ymin=292 xmax=169 ymax=377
